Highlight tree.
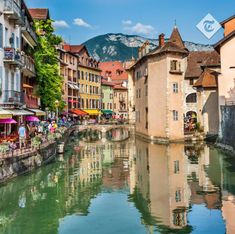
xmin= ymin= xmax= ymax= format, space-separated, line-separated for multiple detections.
xmin=33 ymin=19 xmax=64 ymax=111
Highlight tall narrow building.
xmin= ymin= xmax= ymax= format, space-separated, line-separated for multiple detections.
xmin=127 ymin=27 xmax=188 ymax=142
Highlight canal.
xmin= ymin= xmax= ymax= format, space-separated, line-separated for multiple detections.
xmin=0 ymin=128 xmax=234 ymax=234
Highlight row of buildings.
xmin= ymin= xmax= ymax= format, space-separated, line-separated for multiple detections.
xmin=0 ymin=0 xmax=44 ymax=127
xmin=0 ymin=0 xmax=130 ymax=134
xmin=127 ymin=15 xmax=235 ymax=142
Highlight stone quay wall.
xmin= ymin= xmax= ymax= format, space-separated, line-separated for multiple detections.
xmin=0 ymin=127 xmax=75 ymax=184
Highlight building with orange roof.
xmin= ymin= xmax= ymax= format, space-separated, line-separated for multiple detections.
xmin=99 ymin=61 xmax=128 ymax=85
xmin=214 ymin=15 xmax=235 ymax=139
xmin=127 ymin=26 xmax=221 ymax=141
xmin=63 ymin=44 xmax=102 ymax=118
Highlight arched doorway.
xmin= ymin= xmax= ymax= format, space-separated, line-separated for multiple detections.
xmin=184 ymin=111 xmax=197 ymax=133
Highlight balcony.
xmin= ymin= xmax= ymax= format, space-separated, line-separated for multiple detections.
xmin=24 ymin=93 xmax=39 ymax=108
xmin=21 ymin=16 xmax=37 ymax=46
xmin=1 ymin=90 xmax=23 ymax=105
xmin=4 ymin=47 xmax=22 ymax=66
xmin=22 ymin=54 xmax=36 ymax=76
xmin=3 ymin=0 xmax=24 ymax=25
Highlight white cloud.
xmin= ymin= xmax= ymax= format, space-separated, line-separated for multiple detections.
xmin=53 ymin=20 xmax=69 ymax=28
xmin=122 ymin=20 xmax=132 ymax=25
xmin=73 ymin=18 xmax=92 ymax=28
xmin=124 ymin=22 xmax=156 ymax=36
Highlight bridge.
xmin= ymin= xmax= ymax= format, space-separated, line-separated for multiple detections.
xmin=74 ymin=124 xmax=135 ymax=134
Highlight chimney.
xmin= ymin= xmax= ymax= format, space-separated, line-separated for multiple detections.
xmin=138 ymin=48 xmax=142 ymax=59
xmin=159 ymin=33 xmax=165 ymax=47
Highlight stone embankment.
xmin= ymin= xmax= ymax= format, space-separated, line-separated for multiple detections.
xmin=0 ymin=126 xmax=74 ymax=184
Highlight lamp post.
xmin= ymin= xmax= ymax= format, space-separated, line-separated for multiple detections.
xmin=55 ymin=100 xmax=59 ymax=123
xmin=45 ymin=107 xmax=49 ymax=120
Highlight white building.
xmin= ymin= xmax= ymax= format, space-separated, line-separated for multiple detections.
xmin=0 ymin=0 xmax=22 ymax=108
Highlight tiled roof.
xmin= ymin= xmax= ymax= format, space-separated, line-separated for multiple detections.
xmin=99 ymin=61 xmax=128 ymax=81
xmin=220 ymin=15 xmax=235 ymax=27
xmin=113 ymin=85 xmax=128 ymax=90
xmin=28 ymin=8 xmax=49 ymax=20
xmin=193 ymin=69 xmax=218 ymax=88
xmin=185 ymin=51 xmax=220 ymax=78
xmin=101 ymin=80 xmax=115 ymax=87
xmin=128 ymin=27 xmax=188 ymax=70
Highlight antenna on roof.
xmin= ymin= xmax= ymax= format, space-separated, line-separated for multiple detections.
xmin=174 ymin=19 xmax=177 ymax=28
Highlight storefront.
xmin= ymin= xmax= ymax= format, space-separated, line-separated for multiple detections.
xmin=84 ymin=109 xmax=102 ymax=120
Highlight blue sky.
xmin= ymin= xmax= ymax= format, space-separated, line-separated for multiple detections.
xmin=25 ymin=0 xmax=235 ymax=45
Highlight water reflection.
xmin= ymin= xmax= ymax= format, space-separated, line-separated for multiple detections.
xmin=0 ymin=135 xmax=235 ymax=233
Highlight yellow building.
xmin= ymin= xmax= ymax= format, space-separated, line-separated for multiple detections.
xmin=64 ymin=45 xmax=102 ymax=118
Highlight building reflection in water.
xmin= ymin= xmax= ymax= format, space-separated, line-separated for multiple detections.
xmin=0 ymin=132 xmax=235 ymax=233
xmin=129 ymin=140 xmax=224 ymax=233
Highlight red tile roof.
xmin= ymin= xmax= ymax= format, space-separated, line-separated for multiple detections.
xmin=193 ymin=69 xmax=218 ymax=88
xmin=113 ymin=85 xmax=128 ymax=90
xmin=185 ymin=51 xmax=220 ymax=78
xmin=99 ymin=61 xmax=128 ymax=81
xmin=28 ymin=8 xmax=50 ymax=20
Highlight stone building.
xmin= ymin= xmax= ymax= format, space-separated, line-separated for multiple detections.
xmin=64 ymin=44 xmax=102 ymax=118
xmin=101 ymin=79 xmax=114 ymax=117
xmin=57 ymin=45 xmax=79 ymax=112
xmin=128 ymin=26 xmax=221 ymax=141
xmin=214 ymin=15 xmax=235 ymax=138
xmin=113 ymin=84 xmax=128 ymax=119
xmin=127 ymin=27 xmax=188 ymax=142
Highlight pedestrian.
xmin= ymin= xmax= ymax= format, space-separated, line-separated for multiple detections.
xmin=18 ymin=124 xmax=26 ymax=149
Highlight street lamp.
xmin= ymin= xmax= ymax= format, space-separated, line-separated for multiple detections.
xmin=55 ymin=100 xmax=59 ymax=123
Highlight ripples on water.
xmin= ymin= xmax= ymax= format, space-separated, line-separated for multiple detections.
xmin=0 ymin=128 xmax=234 ymax=234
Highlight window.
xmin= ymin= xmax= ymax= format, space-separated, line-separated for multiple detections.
xmin=186 ymin=93 xmax=197 ymax=103
xmin=81 ymin=71 xmax=84 ymax=80
xmin=174 ymin=160 xmax=180 ymax=174
xmin=190 ymin=79 xmax=194 ymax=85
xmin=110 ymin=103 xmax=112 ymax=109
xmin=136 ymin=90 xmax=138 ymax=98
xmin=0 ymin=24 xmax=3 ymax=48
xmin=145 ymin=85 xmax=148 ymax=96
xmin=173 ymin=110 xmax=178 ymax=121
xmin=139 ymin=89 xmax=141 ymax=98
xmin=173 ymin=83 xmax=178 ymax=93
xmin=0 ymin=66 xmax=2 ymax=91
xmin=114 ymin=103 xmax=116 ymax=109
xmin=101 ymin=92 xmax=104 ymax=98
xmin=5 ymin=27 xmax=8 ymax=47
xmin=11 ymin=72 xmax=15 ymax=90
xmin=102 ymin=103 xmax=105 ymax=109
xmin=175 ymin=190 xmax=181 ymax=202
xmin=78 ymin=70 xmax=80 ymax=79
xmin=170 ymin=60 xmax=181 ymax=72
xmin=110 ymin=94 xmax=113 ymax=99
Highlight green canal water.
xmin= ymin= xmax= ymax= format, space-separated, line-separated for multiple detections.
xmin=0 ymin=129 xmax=235 ymax=234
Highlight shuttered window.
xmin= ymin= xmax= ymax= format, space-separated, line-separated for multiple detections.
xmin=0 ymin=24 xmax=3 ymax=48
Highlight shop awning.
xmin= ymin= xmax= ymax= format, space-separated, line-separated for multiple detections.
xmin=102 ymin=110 xmax=113 ymax=115
xmin=7 ymin=109 xmax=34 ymax=116
xmin=23 ymin=83 xmax=33 ymax=89
xmin=0 ymin=109 xmax=13 ymax=119
xmin=28 ymin=109 xmax=46 ymax=116
xmin=0 ymin=118 xmax=17 ymax=124
xmin=84 ymin=109 xmax=102 ymax=116
xmin=70 ymin=109 xmax=88 ymax=116
xmin=68 ymin=83 xmax=75 ymax=89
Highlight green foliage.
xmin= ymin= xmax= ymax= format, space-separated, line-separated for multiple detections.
xmin=33 ymin=19 xmax=64 ymax=111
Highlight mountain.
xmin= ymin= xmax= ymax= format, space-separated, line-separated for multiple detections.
xmin=84 ymin=33 xmax=214 ymax=62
